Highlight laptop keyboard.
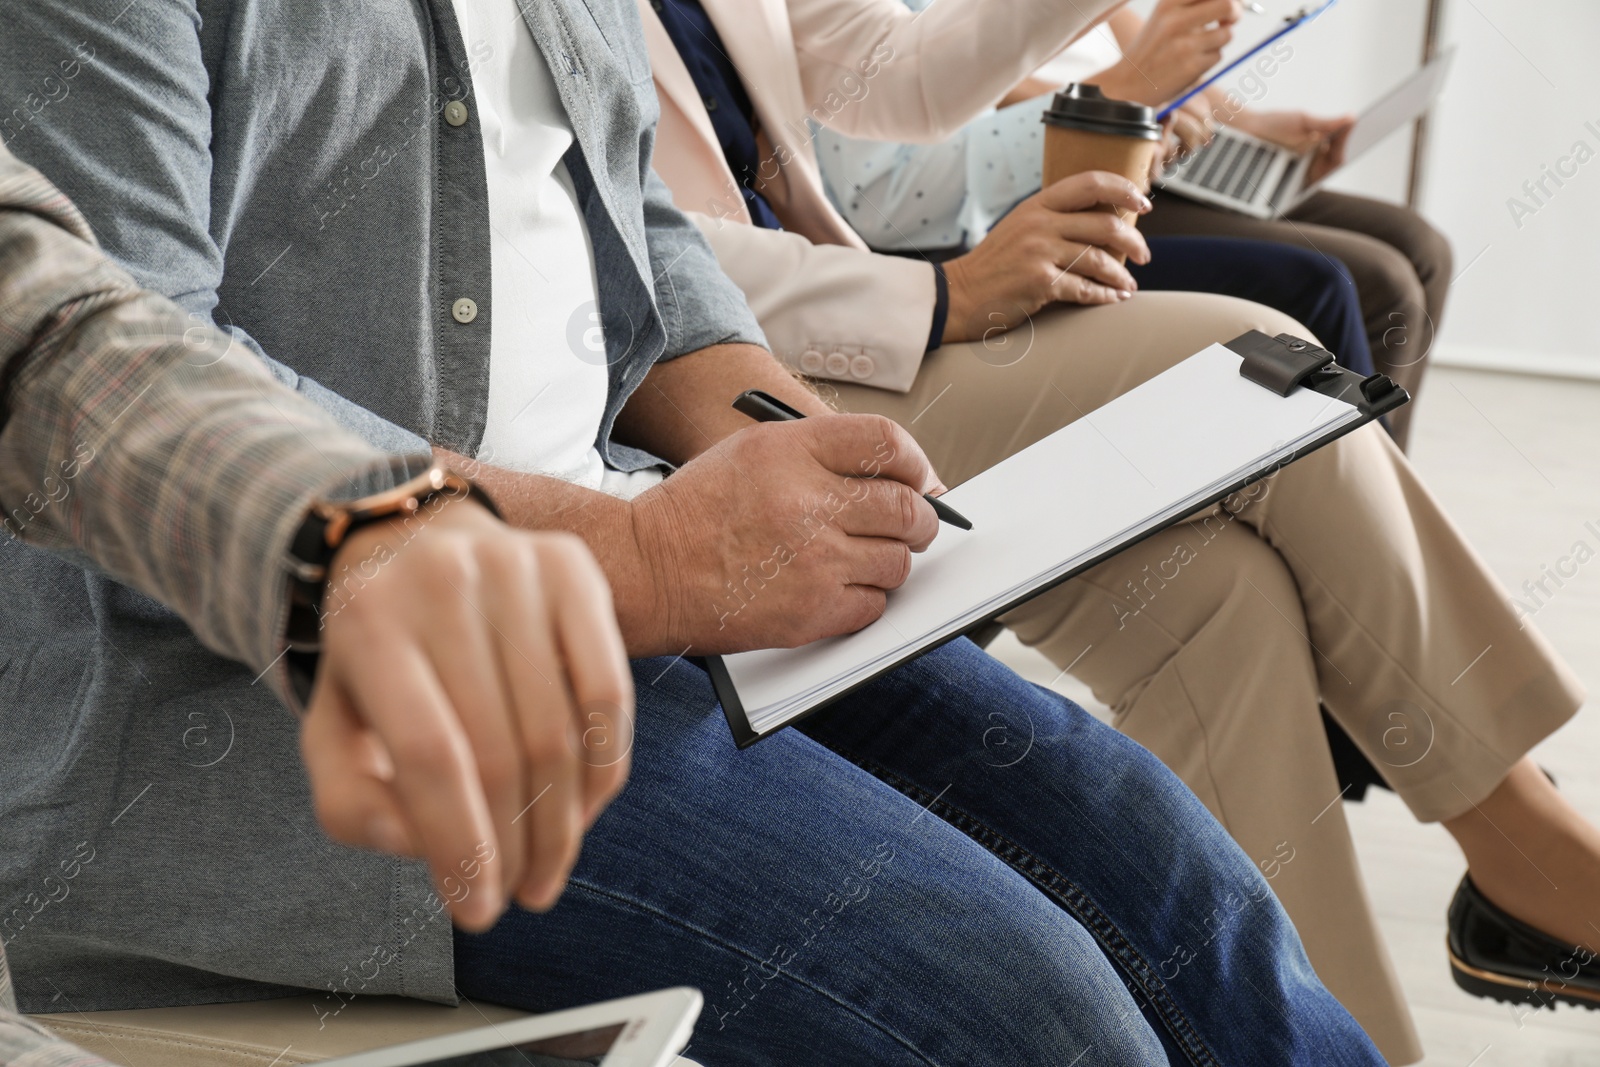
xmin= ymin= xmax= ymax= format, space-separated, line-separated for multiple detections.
xmin=1178 ymin=132 xmax=1279 ymax=203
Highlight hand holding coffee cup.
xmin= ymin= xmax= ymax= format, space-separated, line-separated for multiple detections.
xmin=1041 ymin=84 xmax=1163 ymax=263
xmin=938 ymin=172 xmax=1151 ymax=342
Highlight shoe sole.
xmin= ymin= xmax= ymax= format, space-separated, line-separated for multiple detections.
xmin=1447 ymin=942 xmax=1600 ymax=1011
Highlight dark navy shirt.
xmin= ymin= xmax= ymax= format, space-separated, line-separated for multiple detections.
xmin=650 ymin=0 xmax=948 ymax=348
xmin=653 ymin=0 xmax=784 ymax=230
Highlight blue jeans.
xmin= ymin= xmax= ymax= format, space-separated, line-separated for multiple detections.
xmin=1133 ymin=235 xmax=1376 ymax=378
xmin=455 ymin=640 xmax=1381 ymax=1066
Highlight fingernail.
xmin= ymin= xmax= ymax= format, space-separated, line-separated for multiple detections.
xmin=1118 ymin=290 xmax=1134 ymax=301
xmin=1139 ymin=196 xmax=1154 ymax=213
xmin=366 ymin=813 xmax=408 ymax=855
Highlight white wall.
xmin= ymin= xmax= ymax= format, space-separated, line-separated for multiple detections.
xmin=1419 ymin=0 xmax=1600 ymax=377
xmin=1147 ymin=0 xmax=1600 ymax=378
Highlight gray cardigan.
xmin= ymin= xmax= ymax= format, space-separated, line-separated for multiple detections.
xmin=0 ymin=0 xmax=762 ymax=1013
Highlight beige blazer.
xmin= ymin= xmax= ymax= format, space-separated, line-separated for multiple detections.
xmin=640 ymin=0 xmax=1118 ymax=392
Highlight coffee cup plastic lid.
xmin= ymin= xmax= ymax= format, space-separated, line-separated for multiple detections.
xmin=1042 ymin=84 xmax=1163 ymax=141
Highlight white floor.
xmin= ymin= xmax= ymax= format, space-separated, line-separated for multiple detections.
xmin=986 ymin=367 xmax=1600 ymax=1065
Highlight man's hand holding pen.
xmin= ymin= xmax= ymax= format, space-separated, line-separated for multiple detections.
xmin=625 ymin=413 xmax=948 ymax=654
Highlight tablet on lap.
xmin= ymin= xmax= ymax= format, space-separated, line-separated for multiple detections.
xmin=318 ymin=988 xmax=702 ymax=1067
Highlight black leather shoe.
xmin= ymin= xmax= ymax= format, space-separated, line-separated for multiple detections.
xmin=1447 ymin=875 xmax=1600 ymax=1011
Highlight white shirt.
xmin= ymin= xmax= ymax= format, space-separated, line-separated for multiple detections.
xmin=452 ymin=0 xmax=661 ymax=497
xmin=814 ymin=6 xmax=1124 ymax=251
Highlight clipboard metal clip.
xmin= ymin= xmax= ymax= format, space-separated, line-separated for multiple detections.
xmin=1359 ymin=371 xmax=1406 ymax=414
xmin=1231 ymin=330 xmax=1335 ymax=395
xmin=1227 ymin=330 xmax=1409 ymax=418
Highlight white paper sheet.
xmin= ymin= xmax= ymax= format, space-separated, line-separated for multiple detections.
xmin=721 ymin=344 xmax=1362 ymax=736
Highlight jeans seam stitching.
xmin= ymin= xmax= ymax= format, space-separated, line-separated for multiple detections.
xmin=557 ymin=879 xmax=944 ymax=1065
xmin=934 ymin=807 xmax=1224 ymax=1067
xmin=816 ymin=743 xmax=1225 ymax=1067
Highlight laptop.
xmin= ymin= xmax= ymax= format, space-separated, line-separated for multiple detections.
xmin=1157 ymin=48 xmax=1456 ymax=219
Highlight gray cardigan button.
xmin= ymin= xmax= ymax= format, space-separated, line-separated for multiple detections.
xmin=444 ymin=100 xmax=469 ymax=127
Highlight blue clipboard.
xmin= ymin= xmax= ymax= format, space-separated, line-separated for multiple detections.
xmin=1157 ymin=0 xmax=1340 ymax=120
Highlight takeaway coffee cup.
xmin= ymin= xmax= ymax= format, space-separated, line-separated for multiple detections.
xmin=1041 ymin=84 xmax=1163 ymax=261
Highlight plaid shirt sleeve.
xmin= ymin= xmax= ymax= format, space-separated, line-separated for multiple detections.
xmin=0 ymin=144 xmax=430 ymax=707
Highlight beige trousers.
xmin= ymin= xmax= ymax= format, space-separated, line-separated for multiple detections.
xmin=825 ymin=292 xmax=1584 ymax=1066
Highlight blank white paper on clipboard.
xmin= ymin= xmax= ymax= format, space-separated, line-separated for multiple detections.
xmin=711 ymin=341 xmax=1376 ymax=744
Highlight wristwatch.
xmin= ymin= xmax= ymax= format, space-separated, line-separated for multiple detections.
xmin=281 ymin=461 xmax=501 ymax=702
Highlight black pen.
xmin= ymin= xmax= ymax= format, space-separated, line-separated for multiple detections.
xmin=731 ymin=389 xmax=974 ymax=531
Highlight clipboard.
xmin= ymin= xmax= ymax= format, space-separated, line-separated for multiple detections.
xmin=708 ymin=331 xmax=1406 ymax=749
xmin=1157 ymin=0 xmax=1341 ymax=120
